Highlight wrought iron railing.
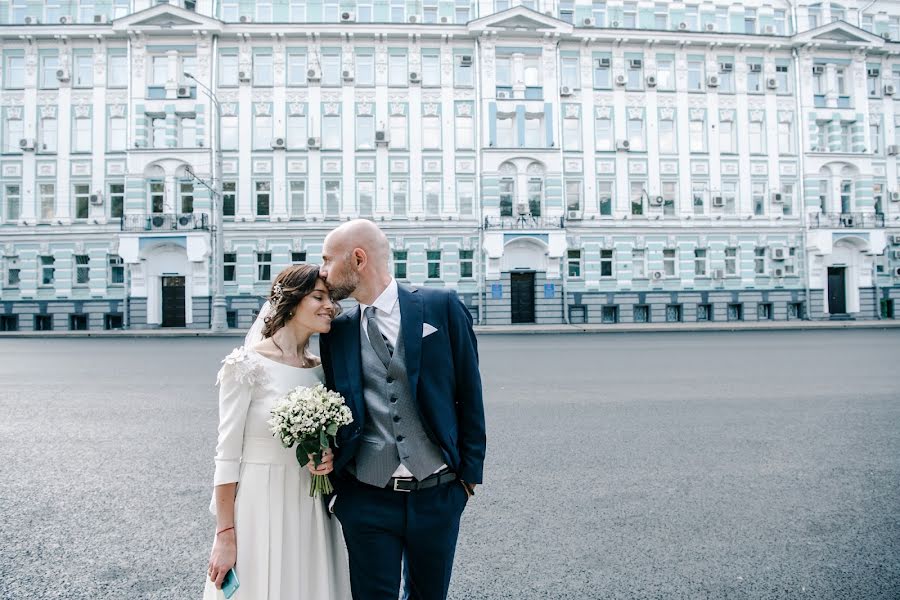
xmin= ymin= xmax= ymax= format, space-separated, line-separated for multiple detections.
xmin=484 ymin=215 xmax=564 ymax=230
xmin=809 ymin=212 xmax=885 ymax=229
xmin=120 ymin=213 xmax=210 ymax=232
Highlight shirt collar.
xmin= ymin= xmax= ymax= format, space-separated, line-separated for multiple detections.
xmin=359 ymin=278 xmax=398 ymax=316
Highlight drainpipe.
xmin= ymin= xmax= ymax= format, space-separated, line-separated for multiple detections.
xmin=475 ymin=34 xmax=485 ymax=325
xmin=873 ymin=259 xmax=882 ymax=319
xmin=791 ymin=44 xmax=813 ymax=320
xmin=554 ymin=34 xmax=569 ymax=325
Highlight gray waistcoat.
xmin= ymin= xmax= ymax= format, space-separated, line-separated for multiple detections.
xmin=354 ymin=327 xmax=446 ymax=487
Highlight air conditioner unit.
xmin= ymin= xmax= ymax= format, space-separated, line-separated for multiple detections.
xmin=560 ymin=86 xmax=573 ymax=96
xmin=771 ymin=192 xmax=783 ymax=203
xmin=342 ymin=69 xmax=354 ymax=81
xmin=567 ymin=210 xmax=582 ymax=220
xmin=440 ymin=16 xmax=450 ymax=24
xmin=409 ymin=71 xmax=421 ymax=83
xmin=629 ymin=59 xmax=642 ymax=69
xmin=610 ymin=20 xmax=620 ymax=28
xmin=59 ymin=16 xmax=72 ymax=24
xmin=375 ymin=130 xmax=389 ymax=145
xmin=651 ymin=195 xmax=664 ymax=207
xmin=496 ymin=89 xmax=512 ymax=99
xmin=895 ymin=266 xmax=900 ymax=277
xmin=19 ymin=138 xmax=35 ymax=151
xmin=307 ymin=137 xmax=321 ymax=149
xmin=719 ymin=63 xmax=733 ymax=73
xmin=712 ymin=195 xmax=725 ymax=207
xmin=24 ymin=16 xmax=39 ymax=24
xmin=583 ymin=17 xmax=595 ymax=26
xmin=812 ymin=65 xmax=825 ymax=75
xmin=460 ymin=55 xmax=473 ymax=67
xmin=764 ymin=25 xmax=775 ymax=34
xmin=646 ymin=75 xmax=657 ymax=87
xmin=150 ymin=215 xmax=166 ymax=229
xmin=306 ymin=68 xmax=321 ymax=81
xmin=341 ymin=11 xmax=355 ymax=22
xmin=892 ymin=233 xmax=900 ymax=244
xmin=885 ymin=84 xmax=896 ymax=96
xmin=771 ymin=246 xmax=787 ymax=260
xmin=892 ymin=250 xmax=900 ymax=260
xmin=56 ymin=69 xmax=70 ymax=82
xmin=615 ymin=74 xmax=627 ymax=86
xmin=89 ymin=193 xmax=103 ymax=205
xmin=705 ymin=23 xmax=716 ymax=32
xmin=749 ymin=64 xmax=762 ymax=73
xmin=176 ymin=86 xmax=191 ymax=98
xmin=766 ymin=77 xmax=778 ymax=89
xmin=678 ymin=22 xmax=688 ymax=31
xmin=597 ymin=58 xmax=611 ymax=68
xmin=773 ymin=267 xmax=785 ymax=278
xmin=651 ymin=270 xmax=665 ymax=281
xmin=239 ymin=15 xmax=252 ymax=23
xmin=616 ymin=139 xmax=631 ymax=151
xmin=238 ymin=70 xmax=250 ymax=82
xmin=890 ymin=191 xmax=900 ymax=202
xmin=408 ymin=15 xmax=418 ymax=23
xmin=271 ymin=137 xmax=286 ymax=149
xmin=867 ymin=68 xmax=880 ymax=78
xmin=713 ymin=268 xmax=725 ymax=279
xmin=707 ymin=75 xmax=719 ymax=87
xmin=888 ymin=145 xmax=900 ymax=156
xmin=93 ymin=14 xmax=108 ymax=24
xmin=840 ymin=214 xmax=855 ymax=227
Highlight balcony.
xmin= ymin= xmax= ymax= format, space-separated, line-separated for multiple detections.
xmin=809 ymin=212 xmax=885 ymax=229
xmin=484 ymin=215 xmax=564 ymax=230
xmin=121 ymin=213 xmax=210 ymax=232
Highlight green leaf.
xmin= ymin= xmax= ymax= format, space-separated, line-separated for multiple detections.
xmin=325 ymin=423 xmax=338 ymax=437
xmin=319 ymin=428 xmax=328 ymax=449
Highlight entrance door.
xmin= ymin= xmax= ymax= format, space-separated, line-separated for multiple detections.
xmin=161 ymin=276 xmax=186 ymax=327
xmin=827 ymin=267 xmax=847 ymax=314
xmin=510 ymin=271 xmax=535 ymax=324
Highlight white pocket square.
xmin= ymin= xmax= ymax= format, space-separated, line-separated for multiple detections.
xmin=422 ymin=323 xmax=438 ymax=338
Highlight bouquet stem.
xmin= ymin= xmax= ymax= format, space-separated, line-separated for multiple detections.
xmin=309 ymin=474 xmax=333 ymax=497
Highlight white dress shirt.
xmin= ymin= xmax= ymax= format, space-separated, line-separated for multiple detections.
xmin=358 ymin=278 xmax=446 ymax=479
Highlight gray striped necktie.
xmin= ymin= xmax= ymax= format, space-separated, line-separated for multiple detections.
xmin=364 ymin=306 xmax=393 ymax=368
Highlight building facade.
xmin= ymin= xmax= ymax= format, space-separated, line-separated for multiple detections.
xmin=1 ymin=0 xmax=899 ymax=330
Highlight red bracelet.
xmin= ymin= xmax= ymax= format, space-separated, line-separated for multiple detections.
xmin=216 ymin=526 xmax=235 ymax=536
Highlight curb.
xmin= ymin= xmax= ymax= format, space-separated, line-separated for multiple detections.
xmin=1 ymin=320 xmax=899 ymax=338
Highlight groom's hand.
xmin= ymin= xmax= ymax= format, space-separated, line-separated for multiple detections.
xmin=306 ymin=447 xmax=334 ymax=476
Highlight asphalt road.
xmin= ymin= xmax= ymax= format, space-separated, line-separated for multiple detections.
xmin=1 ymin=330 xmax=899 ymax=599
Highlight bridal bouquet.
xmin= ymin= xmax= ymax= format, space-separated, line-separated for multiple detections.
xmin=268 ymin=384 xmax=354 ymax=497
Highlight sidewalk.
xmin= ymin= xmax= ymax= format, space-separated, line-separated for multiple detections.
xmin=2 ymin=319 xmax=899 ymax=338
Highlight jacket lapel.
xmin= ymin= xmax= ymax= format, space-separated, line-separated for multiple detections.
xmin=398 ymin=285 xmax=423 ymax=399
xmin=337 ymin=305 xmax=365 ymax=418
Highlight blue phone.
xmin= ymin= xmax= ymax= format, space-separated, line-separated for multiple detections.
xmin=221 ymin=568 xmax=240 ymax=599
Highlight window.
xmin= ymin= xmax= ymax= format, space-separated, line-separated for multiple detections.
xmin=460 ymin=250 xmax=474 ymax=279
xmin=39 ymin=116 xmax=57 ymax=153
xmin=423 ymin=0 xmax=438 ymax=22
xmin=623 ymin=2 xmax=637 ymax=28
xmin=74 ymin=255 xmax=90 ymax=285
xmin=666 ymin=305 xmax=682 ymax=323
xmin=324 ymin=179 xmax=341 ymax=218
xmin=322 ymin=50 xmax=341 ymax=87
xmin=654 ymin=3 xmax=668 ymax=29
xmin=632 ymin=249 xmax=646 ymax=278
xmin=592 ymin=1 xmax=606 ymax=26
xmin=725 ymin=247 xmax=738 ymax=276
xmin=778 ymin=121 xmax=793 ymax=154
xmin=323 ymin=115 xmax=341 ymax=149
xmin=253 ymin=52 xmax=274 ymax=86
xmin=747 ymin=62 xmax=762 ymax=93
xmin=253 ymin=114 xmax=273 ymax=151
xmin=754 ymin=247 xmax=766 ymax=275
xmin=222 ymin=181 xmax=236 ymax=217
xmin=390 ymin=114 xmax=407 ymax=149
xmin=627 ymin=117 xmax=644 ymax=151
xmin=600 ymin=250 xmax=614 ymax=278
xmin=256 ymin=0 xmax=273 ymax=20
xmin=840 ymin=122 xmax=852 ymax=153
xmin=74 ymin=184 xmax=90 ymax=219
xmin=422 ymin=52 xmax=441 ymax=87
xmin=626 ymin=58 xmax=643 ymax=90
xmin=389 ymin=53 xmax=407 ymax=87
xmin=593 ymin=57 xmax=611 ymax=88
xmin=661 ymin=181 xmax=677 ymax=216
xmin=456 ymin=113 xmax=474 ymax=150
xmin=287 ymin=52 xmax=308 ymax=86
xmin=524 ymin=115 xmax=543 ymax=148
xmin=73 ymin=117 xmax=92 ymax=153
xmin=356 ymin=113 xmax=375 ymax=150
xmin=287 ymin=114 xmax=307 ymax=150
xmin=41 ymin=256 xmax=56 ymax=286
xmin=630 ymin=181 xmax=645 ymax=215
xmin=5 ymin=56 xmax=25 ymax=89
xmin=427 ymin=250 xmax=441 ymax=279
xmin=423 ymin=116 xmax=441 ymax=150
xmin=41 ymin=55 xmax=60 ymax=89
xmin=180 ymin=117 xmax=196 ymax=148
xmin=598 ymin=181 xmax=613 ymax=216
xmin=595 ymin=115 xmax=613 ymax=151
xmin=744 ymin=8 xmax=756 ymax=33
xmin=107 ymin=183 xmax=124 ymax=219
xmin=4 ymin=185 xmax=21 ymax=222
xmin=391 ymin=180 xmax=408 ymax=217
xmin=151 ymin=116 xmax=166 ymax=149
xmin=601 ymin=306 xmax=619 ymax=324
xmin=527 ymin=179 xmax=543 ymax=216
xmin=357 ymin=180 xmax=375 ymax=217
xmin=151 ymin=56 xmax=168 ymax=86
xmin=694 ymin=249 xmax=708 ymax=277
xmin=782 ymin=182 xmax=794 ymax=216
xmin=567 ymin=250 xmax=582 ymax=278
xmin=256 ymin=252 xmax=272 ymax=282
xmin=697 ymin=304 xmax=712 ymax=322
xmin=868 ymin=67 xmax=882 ymax=97
xmin=836 ymin=68 xmax=846 ymax=95
xmin=356 ymin=52 xmax=375 ymax=86
xmin=255 ymin=181 xmax=271 ymax=216
xmin=5 ymin=255 xmax=21 ymax=287
xmin=776 ymin=64 xmax=790 ymax=93
xmin=291 ymin=252 xmax=307 ymax=265
xmin=289 ymin=181 xmax=306 ymax=218
xmin=425 ymin=180 xmax=441 ymax=216
xmin=74 ymin=54 xmax=93 ymax=87
xmin=566 ymin=181 xmax=582 ymax=213
xmin=223 ymin=253 xmax=236 ymax=282
xmin=663 ymin=248 xmax=677 ymax=277
xmin=752 ymin=182 xmax=766 ymax=216
xmin=220 ymin=0 xmax=239 ymax=21
xmin=870 ymin=123 xmax=881 ymax=155
xmin=393 ymin=250 xmax=408 ymax=279
xmin=39 ymin=183 xmax=55 ymax=220
xmin=499 ymin=179 xmax=514 ymax=216
xmin=687 ymin=60 xmax=704 ymax=91
xmin=455 ymin=54 xmax=473 ymax=87
xmin=561 ymin=56 xmax=580 ymax=90
xmin=149 ymin=181 xmax=165 ymax=213
xmin=657 ymin=59 xmax=674 ymax=90
xmin=5 ymin=116 xmax=23 ymax=153
xmin=221 ymin=116 xmax=238 ymax=150
xmin=179 ymin=181 xmax=194 ymax=214
xmin=749 ymin=121 xmax=765 ymax=154
xmin=108 ymin=116 xmax=125 ymax=152
xmin=457 ymin=180 xmax=474 ymax=217
xmin=718 ymin=120 xmax=736 ymax=153
xmin=689 ymin=116 xmax=706 ymax=153
xmin=563 ymin=114 xmax=581 ymax=151
xmin=219 ymin=53 xmax=239 ymax=87
xmin=718 ymin=62 xmax=735 ymax=93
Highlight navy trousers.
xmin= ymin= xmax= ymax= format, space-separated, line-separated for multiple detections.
xmin=333 ymin=476 xmax=469 ymax=600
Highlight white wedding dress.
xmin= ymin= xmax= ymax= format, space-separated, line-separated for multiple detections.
xmin=203 ymin=346 xmax=351 ymax=600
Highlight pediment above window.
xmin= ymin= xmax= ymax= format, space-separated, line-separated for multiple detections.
xmin=794 ymin=21 xmax=883 ymax=47
xmin=112 ymin=4 xmax=222 ymax=33
xmin=469 ymin=7 xmax=573 ymax=35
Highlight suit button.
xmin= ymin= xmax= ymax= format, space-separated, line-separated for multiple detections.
xmin=390 ymin=395 xmax=398 ymax=403
xmin=386 ymin=376 xmax=394 ymax=383
xmin=393 ymin=415 xmax=401 ymax=423
xmin=396 ymin=435 xmax=404 ymax=442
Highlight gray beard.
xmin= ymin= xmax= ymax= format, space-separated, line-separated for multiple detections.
xmin=326 ymin=281 xmax=357 ymax=302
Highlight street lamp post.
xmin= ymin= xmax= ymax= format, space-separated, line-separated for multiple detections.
xmin=186 ymin=72 xmax=227 ymax=331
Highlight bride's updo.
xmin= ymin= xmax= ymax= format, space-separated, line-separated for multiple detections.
xmin=261 ymin=264 xmax=336 ymax=339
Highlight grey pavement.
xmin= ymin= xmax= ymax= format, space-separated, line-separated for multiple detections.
xmin=1 ymin=331 xmax=899 ymax=599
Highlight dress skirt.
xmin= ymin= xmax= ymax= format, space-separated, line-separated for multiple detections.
xmin=203 ymin=437 xmax=350 ymax=600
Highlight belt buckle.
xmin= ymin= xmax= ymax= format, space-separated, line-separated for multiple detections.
xmin=392 ymin=477 xmax=414 ymax=492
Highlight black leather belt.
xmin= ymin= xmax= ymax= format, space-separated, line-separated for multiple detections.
xmin=386 ymin=470 xmax=457 ymax=492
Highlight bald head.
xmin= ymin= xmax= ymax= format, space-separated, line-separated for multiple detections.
xmin=320 ymin=220 xmax=392 ymax=303
xmin=325 ymin=219 xmax=390 ymax=268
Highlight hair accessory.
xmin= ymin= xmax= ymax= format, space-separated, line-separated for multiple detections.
xmin=272 ymin=282 xmax=284 ymax=301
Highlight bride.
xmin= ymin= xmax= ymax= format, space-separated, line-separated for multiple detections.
xmin=204 ymin=264 xmax=351 ymax=599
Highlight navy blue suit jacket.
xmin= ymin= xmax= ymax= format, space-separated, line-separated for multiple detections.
xmin=319 ymin=284 xmax=486 ymax=485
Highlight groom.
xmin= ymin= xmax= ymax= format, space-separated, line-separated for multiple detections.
xmin=318 ymin=219 xmax=486 ymax=600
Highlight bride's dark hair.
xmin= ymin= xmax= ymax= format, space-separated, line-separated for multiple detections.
xmin=261 ymin=264 xmax=337 ymax=340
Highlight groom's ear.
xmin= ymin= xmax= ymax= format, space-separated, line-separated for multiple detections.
xmin=352 ymin=248 xmax=367 ymax=269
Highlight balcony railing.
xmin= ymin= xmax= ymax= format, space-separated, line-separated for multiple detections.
xmin=484 ymin=215 xmax=564 ymax=230
xmin=809 ymin=212 xmax=885 ymax=229
xmin=121 ymin=213 xmax=210 ymax=232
